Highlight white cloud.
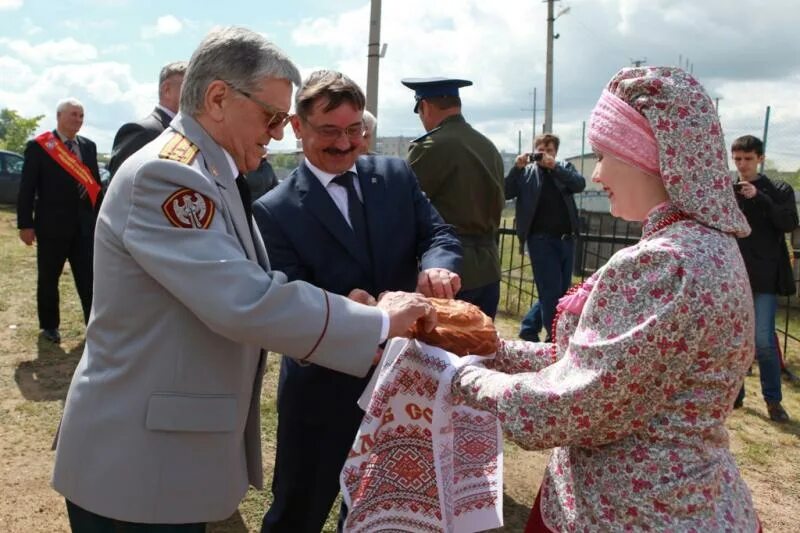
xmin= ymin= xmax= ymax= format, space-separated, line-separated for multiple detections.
xmin=62 ymin=18 xmax=116 ymax=32
xmin=0 ymin=37 xmax=98 ymax=64
xmin=0 ymin=59 xmax=156 ymax=154
xmin=0 ymin=0 xmax=22 ymax=11
xmin=141 ymin=15 xmax=184 ymax=39
xmin=283 ymin=0 xmax=800 ymax=169
xmin=21 ymin=17 xmax=42 ymax=35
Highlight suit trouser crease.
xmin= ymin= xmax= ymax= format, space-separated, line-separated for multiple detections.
xmin=37 ymin=229 xmax=93 ymax=329
xmin=261 ymin=360 xmax=369 ymax=533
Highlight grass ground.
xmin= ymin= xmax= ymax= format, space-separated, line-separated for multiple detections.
xmin=0 ymin=205 xmax=798 ymax=532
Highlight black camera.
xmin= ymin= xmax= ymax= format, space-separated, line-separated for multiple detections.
xmin=733 ymin=182 xmax=745 ymax=192
xmin=528 ymin=152 xmax=544 ymax=163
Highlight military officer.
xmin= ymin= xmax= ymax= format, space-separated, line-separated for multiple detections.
xmin=402 ymin=77 xmax=505 ymax=318
xmin=51 ymin=26 xmax=435 ymax=532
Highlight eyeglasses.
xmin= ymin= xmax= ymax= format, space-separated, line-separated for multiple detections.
xmin=224 ymin=81 xmax=292 ymax=130
xmin=301 ymin=117 xmax=366 ymax=141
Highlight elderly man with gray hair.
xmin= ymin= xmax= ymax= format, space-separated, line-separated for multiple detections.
xmin=359 ymin=109 xmax=377 ymax=155
xmin=17 ymin=97 xmax=102 ymax=344
xmin=52 ymin=26 xmax=436 ymax=532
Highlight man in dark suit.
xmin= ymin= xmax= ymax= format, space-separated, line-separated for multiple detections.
xmin=253 ymin=70 xmax=463 ymax=533
xmin=17 ymin=98 xmax=102 ymax=343
xmin=107 ymin=61 xmax=187 ymax=178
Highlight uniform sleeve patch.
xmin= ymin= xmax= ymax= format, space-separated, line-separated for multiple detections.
xmin=162 ymin=188 xmax=216 ymax=229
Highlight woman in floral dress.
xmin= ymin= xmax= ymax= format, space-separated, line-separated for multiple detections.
xmin=452 ymin=66 xmax=760 ymax=532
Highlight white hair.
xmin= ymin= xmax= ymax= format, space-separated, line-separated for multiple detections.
xmin=56 ymin=98 xmax=84 ymax=114
xmin=362 ymin=109 xmax=377 ymax=135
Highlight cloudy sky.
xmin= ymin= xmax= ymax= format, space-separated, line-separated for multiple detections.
xmin=1 ymin=0 xmax=799 ymax=170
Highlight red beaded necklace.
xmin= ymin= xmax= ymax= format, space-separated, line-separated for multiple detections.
xmin=549 ymin=210 xmax=691 ymax=346
xmin=640 ymin=210 xmax=691 ymax=240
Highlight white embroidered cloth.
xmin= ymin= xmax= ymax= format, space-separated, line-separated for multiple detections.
xmin=340 ymin=338 xmax=503 ymax=533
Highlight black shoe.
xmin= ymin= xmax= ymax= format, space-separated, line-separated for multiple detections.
xmin=41 ymin=328 xmax=61 ymax=344
xmin=766 ymin=401 xmax=790 ymax=423
xmin=733 ymin=397 xmax=743 ymax=409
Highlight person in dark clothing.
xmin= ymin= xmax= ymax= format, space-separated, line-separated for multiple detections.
xmin=17 ymin=98 xmax=102 ymax=343
xmin=246 ymin=154 xmax=279 ymax=201
xmin=505 ymin=133 xmax=586 ymax=341
xmin=732 ymin=134 xmax=798 ymax=423
xmin=107 ymin=61 xmax=187 ymax=179
xmin=403 ymin=77 xmax=505 ymax=318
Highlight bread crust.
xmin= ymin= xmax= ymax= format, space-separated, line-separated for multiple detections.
xmin=408 ymin=298 xmax=497 ymax=356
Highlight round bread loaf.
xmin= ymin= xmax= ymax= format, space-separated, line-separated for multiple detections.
xmin=408 ymin=298 xmax=497 ymax=356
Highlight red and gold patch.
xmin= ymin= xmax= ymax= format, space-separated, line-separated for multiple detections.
xmin=162 ymin=188 xmax=216 ymax=229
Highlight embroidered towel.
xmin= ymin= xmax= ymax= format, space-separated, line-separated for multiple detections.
xmin=341 ymin=338 xmax=503 ymax=532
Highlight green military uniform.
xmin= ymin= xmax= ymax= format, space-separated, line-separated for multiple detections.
xmin=407 ymin=114 xmax=504 ymax=291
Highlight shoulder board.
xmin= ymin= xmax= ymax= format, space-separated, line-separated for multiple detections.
xmin=411 ymin=126 xmax=442 ymax=144
xmin=159 ymin=133 xmax=199 ymax=165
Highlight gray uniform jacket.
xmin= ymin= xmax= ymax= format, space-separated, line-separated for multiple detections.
xmin=51 ymin=113 xmax=384 ymax=524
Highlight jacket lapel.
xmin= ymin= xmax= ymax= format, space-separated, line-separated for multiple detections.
xmin=153 ymin=107 xmax=172 ymax=129
xmin=297 ymin=162 xmax=372 ymax=272
xmin=356 ymin=157 xmax=387 ymax=287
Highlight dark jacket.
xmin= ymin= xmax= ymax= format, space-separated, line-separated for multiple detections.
xmin=107 ymin=107 xmax=172 ymax=178
xmin=252 ymin=154 xmax=462 ymax=422
xmin=245 ymin=158 xmax=279 ymax=202
xmin=17 ymin=133 xmax=102 ymax=238
xmin=736 ymin=174 xmax=798 ymax=295
xmin=407 ymin=114 xmax=504 ymax=290
xmin=505 ymin=160 xmax=586 ymax=247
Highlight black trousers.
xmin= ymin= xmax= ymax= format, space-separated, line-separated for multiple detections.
xmin=66 ymin=500 xmax=205 ymax=532
xmin=36 ymin=227 xmax=93 ymax=329
xmin=261 ymin=361 xmax=369 ymax=533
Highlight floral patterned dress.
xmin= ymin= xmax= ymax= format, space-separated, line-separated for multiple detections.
xmin=452 ymin=203 xmax=759 ymax=532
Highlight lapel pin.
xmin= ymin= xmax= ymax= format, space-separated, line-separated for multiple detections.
xmin=371 ymin=177 xmax=377 ymax=184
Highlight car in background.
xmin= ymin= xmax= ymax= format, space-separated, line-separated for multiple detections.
xmin=99 ymin=164 xmax=111 ymax=191
xmin=0 ymin=149 xmax=24 ymax=205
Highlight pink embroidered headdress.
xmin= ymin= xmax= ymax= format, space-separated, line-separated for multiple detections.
xmin=588 ymin=66 xmax=750 ymax=237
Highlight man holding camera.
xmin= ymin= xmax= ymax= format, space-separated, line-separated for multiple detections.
xmin=731 ymin=134 xmax=797 ymax=422
xmin=506 ymin=133 xmax=586 ymax=341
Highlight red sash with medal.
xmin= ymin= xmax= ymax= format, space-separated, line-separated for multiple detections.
xmin=35 ymin=131 xmax=101 ymax=208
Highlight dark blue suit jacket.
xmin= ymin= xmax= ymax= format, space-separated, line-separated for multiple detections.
xmin=252 ymin=155 xmax=462 ymax=423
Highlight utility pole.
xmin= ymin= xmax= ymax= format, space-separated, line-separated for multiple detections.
xmin=365 ymin=0 xmax=385 ymax=151
xmin=521 ymin=88 xmax=539 ymax=148
xmin=544 ymin=0 xmax=569 ymax=133
xmin=544 ymin=0 xmax=556 ymax=133
xmin=760 ymin=105 xmax=771 ymax=174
